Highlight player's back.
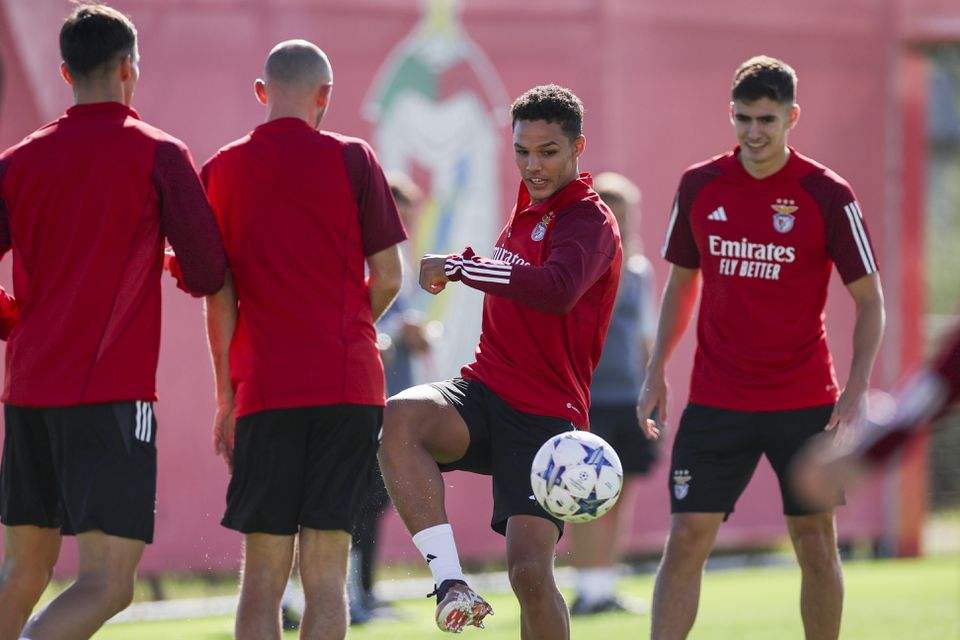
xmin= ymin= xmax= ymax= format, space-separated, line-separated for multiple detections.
xmin=0 ymin=102 xmax=195 ymax=406
xmin=202 ymin=119 xmax=385 ymax=415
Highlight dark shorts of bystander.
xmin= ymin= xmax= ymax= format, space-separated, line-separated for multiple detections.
xmin=669 ymin=402 xmax=841 ymax=518
xmin=222 ymin=404 xmax=382 ymax=535
xmin=1 ymin=402 xmax=158 ymax=542
xmin=588 ymin=404 xmax=659 ymax=475
xmin=431 ymin=377 xmax=574 ymax=537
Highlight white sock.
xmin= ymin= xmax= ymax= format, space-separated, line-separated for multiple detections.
xmin=412 ymin=523 xmax=466 ymax=586
xmin=575 ymin=567 xmax=617 ymax=603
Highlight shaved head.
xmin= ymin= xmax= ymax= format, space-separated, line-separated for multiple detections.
xmin=264 ymin=39 xmax=332 ymax=92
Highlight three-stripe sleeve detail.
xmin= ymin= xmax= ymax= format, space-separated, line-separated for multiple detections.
xmin=843 ymin=201 xmax=877 ymax=274
xmin=446 ymin=255 xmax=512 ymax=285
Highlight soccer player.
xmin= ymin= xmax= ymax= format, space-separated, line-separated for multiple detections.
xmin=792 ymin=324 xmax=960 ymax=511
xmin=568 ymin=172 xmax=659 ymax=616
xmin=378 ymin=84 xmax=622 ymax=637
xmin=203 ymin=40 xmax=405 ymax=640
xmin=0 ymin=5 xmax=226 ymax=639
xmin=638 ymin=56 xmax=886 ymax=640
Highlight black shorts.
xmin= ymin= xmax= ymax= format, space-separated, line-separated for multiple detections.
xmin=431 ymin=378 xmax=574 ymax=537
xmin=222 ymin=404 xmax=381 ymax=535
xmin=1 ymin=402 xmax=158 ymax=543
xmin=669 ymin=403 xmax=840 ymax=517
xmin=588 ymin=404 xmax=659 ymax=475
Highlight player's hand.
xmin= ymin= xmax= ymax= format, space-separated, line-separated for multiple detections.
xmin=825 ymin=382 xmax=868 ymax=447
xmin=213 ymin=401 xmax=237 ymax=472
xmin=790 ymin=431 xmax=863 ymax=512
xmin=419 ymin=255 xmax=450 ymax=295
xmin=637 ymin=366 xmax=667 ymax=441
xmin=400 ymin=320 xmax=431 ymax=353
xmin=163 ymin=246 xmax=176 ymax=272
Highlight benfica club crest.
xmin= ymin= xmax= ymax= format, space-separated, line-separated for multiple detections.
xmin=771 ymin=198 xmax=798 ymax=233
xmin=531 ymin=211 xmax=555 ymax=241
xmin=672 ymin=469 xmax=692 ymax=500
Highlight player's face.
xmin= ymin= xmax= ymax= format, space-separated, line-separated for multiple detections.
xmin=730 ymin=98 xmax=799 ymax=177
xmin=513 ymin=119 xmax=585 ymax=203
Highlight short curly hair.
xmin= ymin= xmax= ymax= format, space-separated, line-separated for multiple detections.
xmin=732 ymin=55 xmax=797 ymax=105
xmin=510 ymin=84 xmax=584 ymax=140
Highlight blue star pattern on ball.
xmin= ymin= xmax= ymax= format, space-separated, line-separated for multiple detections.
xmin=530 ymin=431 xmax=624 ymax=523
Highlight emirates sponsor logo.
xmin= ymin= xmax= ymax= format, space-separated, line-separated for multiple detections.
xmin=708 ymin=235 xmax=795 ymax=281
xmin=492 ymin=245 xmax=530 ymax=266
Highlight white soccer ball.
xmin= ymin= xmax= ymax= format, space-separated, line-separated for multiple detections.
xmin=530 ymin=431 xmax=624 ymax=523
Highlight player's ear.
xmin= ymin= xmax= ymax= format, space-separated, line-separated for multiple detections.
xmin=573 ymin=135 xmax=585 ymax=158
xmin=788 ymin=103 xmax=801 ymax=128
xmin=118 ymin=54 xmax=133 ymax=82
xmin=728 ymin=101 xmax=736 ymax=125
xmin=60 ymin=62 xmax=74 ymax=88
xmin=254 ymin=79 xmax=268 ymax=106
xmin=316 ymin=83 xmax=333 ymax=109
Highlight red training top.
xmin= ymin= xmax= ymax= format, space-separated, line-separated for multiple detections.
xmin=202 ymin=118 xmax=407 ymax=417
xmin=663 ymin=147 xmax=879 ymax=411
xmin=0 ymin=102 xmax=226 ymax=406
xmin=450 ymin=174 xmax=621 ymax=428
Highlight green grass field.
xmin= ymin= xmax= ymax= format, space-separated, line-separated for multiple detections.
xmin=89 ymin=553 xmax=958 ymax=639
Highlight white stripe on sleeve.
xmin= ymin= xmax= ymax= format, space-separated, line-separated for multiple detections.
xmin=844 ymin=202 xmax=877 ymax=273
xmin=661 ymin=196 xmax=680 ymax=258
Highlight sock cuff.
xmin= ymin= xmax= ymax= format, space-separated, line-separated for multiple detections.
xmin=412 ymin=523 xmax=453 ymax=545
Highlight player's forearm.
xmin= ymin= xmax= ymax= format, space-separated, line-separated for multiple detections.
xmin=845 ymin=284 xmax=885 ymax=393
xmin=647 ymin=267 xmax=700 ymax=374
xmin=367 ymin=244 xmax=403 ymax=322
xmin=445 ymin=247 xmax=610 ymax=315
xmin=368 ymin=276 xmax=402 ymax=323
xmin=204 ymin=270 xmax=237 ymax=404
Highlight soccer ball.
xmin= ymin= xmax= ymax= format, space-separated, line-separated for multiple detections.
xmin=530 ymin=431 xmax=623 ymax=523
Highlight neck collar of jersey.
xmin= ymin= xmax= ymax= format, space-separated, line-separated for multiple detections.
xmin=66 ymin=102 xmax=139 ymax=120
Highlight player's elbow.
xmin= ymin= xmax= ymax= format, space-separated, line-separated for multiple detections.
xmin=370 ymin=268 xmax=403 ymax=300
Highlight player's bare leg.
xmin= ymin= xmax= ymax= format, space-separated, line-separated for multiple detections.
xmin=786 ymin=512 xmax=843 ymax=640
xmin=20 ymin=530 xmax=143 ymax=640
xmin=379 ymin=385 xmax=493 ymax=632
xmin=378 ymin=386 xmax=471 ymax=532
xmin=505 ymin=515 xmax=569 ymax=640
xmin=236 ymin=533 xmax=296 ymax=640
xmin=0 ymin=525 xmax=61 ymax=640
xmin=650 ymin=513 xmax=724 ymax=640
xmin=298 ymin=528 xmax=351 ymax=640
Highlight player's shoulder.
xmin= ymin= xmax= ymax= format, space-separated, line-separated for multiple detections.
xmin=129 ymin=117 xmax=190 ymax=151
xmin=793 ymin=150 xmax=855 ymax=199
xmin=1 ymin=117 xmax=74 ymax=166
xmin=677 ymin=150 xmax=729 ymax=196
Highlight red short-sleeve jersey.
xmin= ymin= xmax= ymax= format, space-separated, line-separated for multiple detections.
xmin=452 ymin=175 xmax=622 ymax=427
xmin=202 ymin=118 xmax=406 ymax=417
xmin=0 ymin=102 xmax=226 ymax=406
xmin=662 ymin=147 xmax=878 ymax=411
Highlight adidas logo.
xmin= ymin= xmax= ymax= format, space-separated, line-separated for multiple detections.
xmin=707 ymin=207 xmax=728 ymax=221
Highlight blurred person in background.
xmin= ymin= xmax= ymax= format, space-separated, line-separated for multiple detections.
xmin=568 ymin=171 xmax=660 ymax=616
xmin=792 ymin=324 xmax=960 ymax=511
